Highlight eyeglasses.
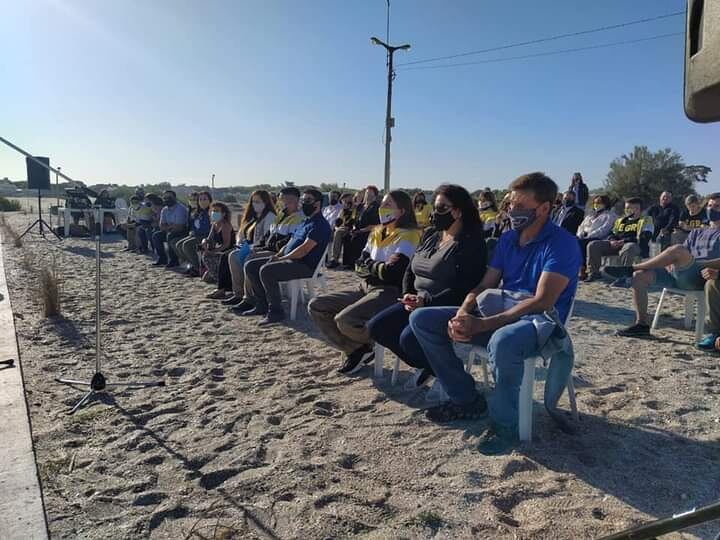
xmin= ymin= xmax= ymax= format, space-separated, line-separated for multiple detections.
xmin=300 ymin=198 xmax=316 ymax=205
xmin=434 ymin=204 xmax=453 ymax=214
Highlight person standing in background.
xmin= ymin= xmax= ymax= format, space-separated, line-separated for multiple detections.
xmin=569 ymin=172 xmax=589 ymax=210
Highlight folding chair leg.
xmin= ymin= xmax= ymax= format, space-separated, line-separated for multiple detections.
xmin=373 ymin=344 xmax=384 ymax=378
xmin=518 ymin=358 xmax=536 ymax=442
xmin=391 ymin=356 xmax=400 ymax=385
xmin=651 ymin=288 xmax=667 ymax=330
xmin=567 ymin=373 xmax=579 ymax=421
xmin=289 ymin=281 xmax=298 ymax=321
xmin=695 ymin=296 xmax=706 ymax=343
xmin=683 ymin=295 xmax=694 ymax=330
xmin=465 ymin=350 xmax=475 ymax=373
xmin=482 ymin=357 xmax=490 ymax=389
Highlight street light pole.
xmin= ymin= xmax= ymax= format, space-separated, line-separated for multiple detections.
xmin=371 ymin=37 xmax=410 ymax=193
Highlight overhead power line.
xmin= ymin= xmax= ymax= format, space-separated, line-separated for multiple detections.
xmin=396 ymin=10 xmax=685 ymax=67
xmin=397 ymin=32 xmax=684 ymax=71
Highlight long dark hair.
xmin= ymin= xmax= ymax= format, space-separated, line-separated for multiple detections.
xmin=413 ymin=191 xmax=427 ymax=209
xmin=194 ymin=191 xmax=212 ymax=218
xmin=241 ymin=190 xmax=273 ymax=228
xmin=388 ymin=190 xmax=418 ymax=229
xmin=434 ymin=184 xmax=481 ymax=228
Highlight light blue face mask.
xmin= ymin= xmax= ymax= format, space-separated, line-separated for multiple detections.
xmin=211 ymin=211 xmax=222 ymax=222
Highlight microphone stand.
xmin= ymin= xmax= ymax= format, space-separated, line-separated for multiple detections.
xmin=57 ymin=208 xmax=164 ymax=414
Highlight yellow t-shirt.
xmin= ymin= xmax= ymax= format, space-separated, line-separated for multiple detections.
xmin=414 ymin=204 xmax=433 ymax=228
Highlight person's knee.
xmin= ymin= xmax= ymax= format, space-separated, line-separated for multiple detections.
xmin=632 ymin=269 xmax=653 ymax=289
xmin=308 ymin=294 xmax=331 ymax=316
xmin=409 ymin=308 xmax=446 ymax=335
xmin=667 ymin=244 xmax=691 ymax=261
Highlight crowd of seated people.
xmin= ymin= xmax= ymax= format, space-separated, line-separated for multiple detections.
xmin=308 ymin=190 xmax=421 ymax=372
xmin=603 ymin=192 xmax=720 ymax=340
xmin=326 ymin=186 xmax=381 ymax=269
xmin=112 ymin=171 xmax=720 ymax=453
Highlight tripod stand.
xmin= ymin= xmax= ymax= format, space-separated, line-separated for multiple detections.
xmin=19 ymin=187 xmax=61 ymax=241
xmin=57 ymin=209 xmax=164 ymax=414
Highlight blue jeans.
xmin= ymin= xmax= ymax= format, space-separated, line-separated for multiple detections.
xmin=367 ymin=302 xmax=431 ymax=372
xmin=409 ymin=307 xmax=539 ymax=429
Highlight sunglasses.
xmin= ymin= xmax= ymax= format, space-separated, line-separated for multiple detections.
xmin=434 ymin=204 xmax=453 ymax=214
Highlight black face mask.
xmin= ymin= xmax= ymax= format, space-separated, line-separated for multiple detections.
xmin=302 ymin=202 xmax=316 ymax=217
xmin=432 ymin=211 xmax=456 ymax=231
xmin=163 ymin=198 xmax=175 ymax=206
xmin=330 ymin=198 xmax=338 ymax=205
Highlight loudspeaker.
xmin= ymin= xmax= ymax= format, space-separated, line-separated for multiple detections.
xmin=26 ymin=156 xmax=50 ymax=190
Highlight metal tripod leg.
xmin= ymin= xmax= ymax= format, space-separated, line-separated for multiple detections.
xmin=68 ymin=391 xmax=96 ymax=415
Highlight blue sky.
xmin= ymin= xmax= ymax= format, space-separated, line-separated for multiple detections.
xmin=2 ymin=0 xmax=718 ymax=194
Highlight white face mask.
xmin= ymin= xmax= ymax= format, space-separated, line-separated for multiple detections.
xmin=480 ymin=201 xmax=492 ymax=210
xmin=252 ymin=202 xmax=265 ymax=215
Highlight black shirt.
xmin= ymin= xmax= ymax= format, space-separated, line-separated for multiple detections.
xmin=647 ymin=203 xmax=680 ymax=236
xmin=679 ymin=209 xmax=709 ymax=230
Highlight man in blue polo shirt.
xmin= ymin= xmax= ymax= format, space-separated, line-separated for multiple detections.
xmin=409 ymin=172 xmax=581 ymax=454
xmin=236 ymin=188 xmax=331 ymax=326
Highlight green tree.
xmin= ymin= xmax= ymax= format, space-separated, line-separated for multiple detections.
xmin=603 ymin=146 xmax=711 ymax=205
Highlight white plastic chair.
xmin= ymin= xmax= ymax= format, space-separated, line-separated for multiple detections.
xmin=283 ymin=246 xmax=329 ymax=321
xmin=651 ymin=287 xmax=706 ymax=342
xmin=373 ymin=345 xmax=405 ymax=384
xmin=463 ymin=300 xmax=580 ymax=442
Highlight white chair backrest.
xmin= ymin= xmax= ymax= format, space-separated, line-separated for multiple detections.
xmin=114 ymin=197 xmax=128 ymax=209
xmin=310 ymin=245 xmax=330 ymax=280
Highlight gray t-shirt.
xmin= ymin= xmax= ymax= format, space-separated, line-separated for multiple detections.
xmin=685 ymin=227 xmax=720 ymax=261
xmin=411 ymin=235 xmax=459 ymax=298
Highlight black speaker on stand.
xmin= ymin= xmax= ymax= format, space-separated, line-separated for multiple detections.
xmin=19 ymin=156 xmax=61 ymax=241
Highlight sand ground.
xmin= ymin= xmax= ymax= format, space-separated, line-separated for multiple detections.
xmin=1 ymin=211 xmax=719 ymax=539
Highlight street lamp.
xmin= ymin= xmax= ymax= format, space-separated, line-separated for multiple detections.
xmin=371 ymin=36 xmax=410 ymax=193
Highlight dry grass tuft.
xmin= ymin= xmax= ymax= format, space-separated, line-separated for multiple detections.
xmin=0 ymin=213 xmax=23 ymax=248
xmin=38 ymin=255 xmax=61 ymax=317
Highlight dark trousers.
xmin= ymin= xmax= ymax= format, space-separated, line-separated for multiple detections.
xmin=217 ymin=252 xmax=233 ymax=291
xmin=577 ymin=238 xmax=591 ymax=268
xmin=244 ymin=256 xmax=314 ymax=313
xmin=342 ymin=232 xmax=369 ymax=267
xmin=367 ymin=302 xmax=432 ymax=373
xmin=151 ymin=230 xmax=185 ymax=264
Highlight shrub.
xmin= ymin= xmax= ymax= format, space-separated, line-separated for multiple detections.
xmin=0 ymin=197 xmax=21 ymax=212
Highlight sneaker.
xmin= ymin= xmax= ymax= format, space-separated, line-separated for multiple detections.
xmin=258 ymin=310 xmax=285 ymax=326
xmin=477 ymin=423 xmax=519 ymax=455
xmin=165 ymin=260 xmax=179 ymax=269
xmin=583 ymin=272 xmax=602 ymax=283
xmin=425 ymin=394 xmax=487 ymax=423
xmin=603 ymin=265 xmax=634 ymax=280
xmin=240 ymin=307 xmax=268 ymax=317
xmin=184 ymin=268 xmax=200 ymax=278
xmin=697 ymin=334 xmax=719 ymax=351
xmin=152 ymin=260 xmax=167 ymax=267
xmin=337 ymin=345 xmax=374 ymax=374
xmin=221 ymin=295 xmax=244 ymax=306
xmin=231 ymin=301 xmax=255 ymax=313
xmin=325 ymin=260 xmax=340 ymax=269
xmin=615 ymin=323 xmax=651 ymax=338
xmin=206 ymin=289 xmax=228 ymax=300
xmin=610 ymin=277 xmax=630 ymax=288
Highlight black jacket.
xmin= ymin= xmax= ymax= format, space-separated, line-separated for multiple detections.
xmin=553 ymin=205 xmax=585 ymax=235
xmin=647 ymin=203 xmax=680 ymax=238
xmin=402 ymin=223 xmax=487 ymax=306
